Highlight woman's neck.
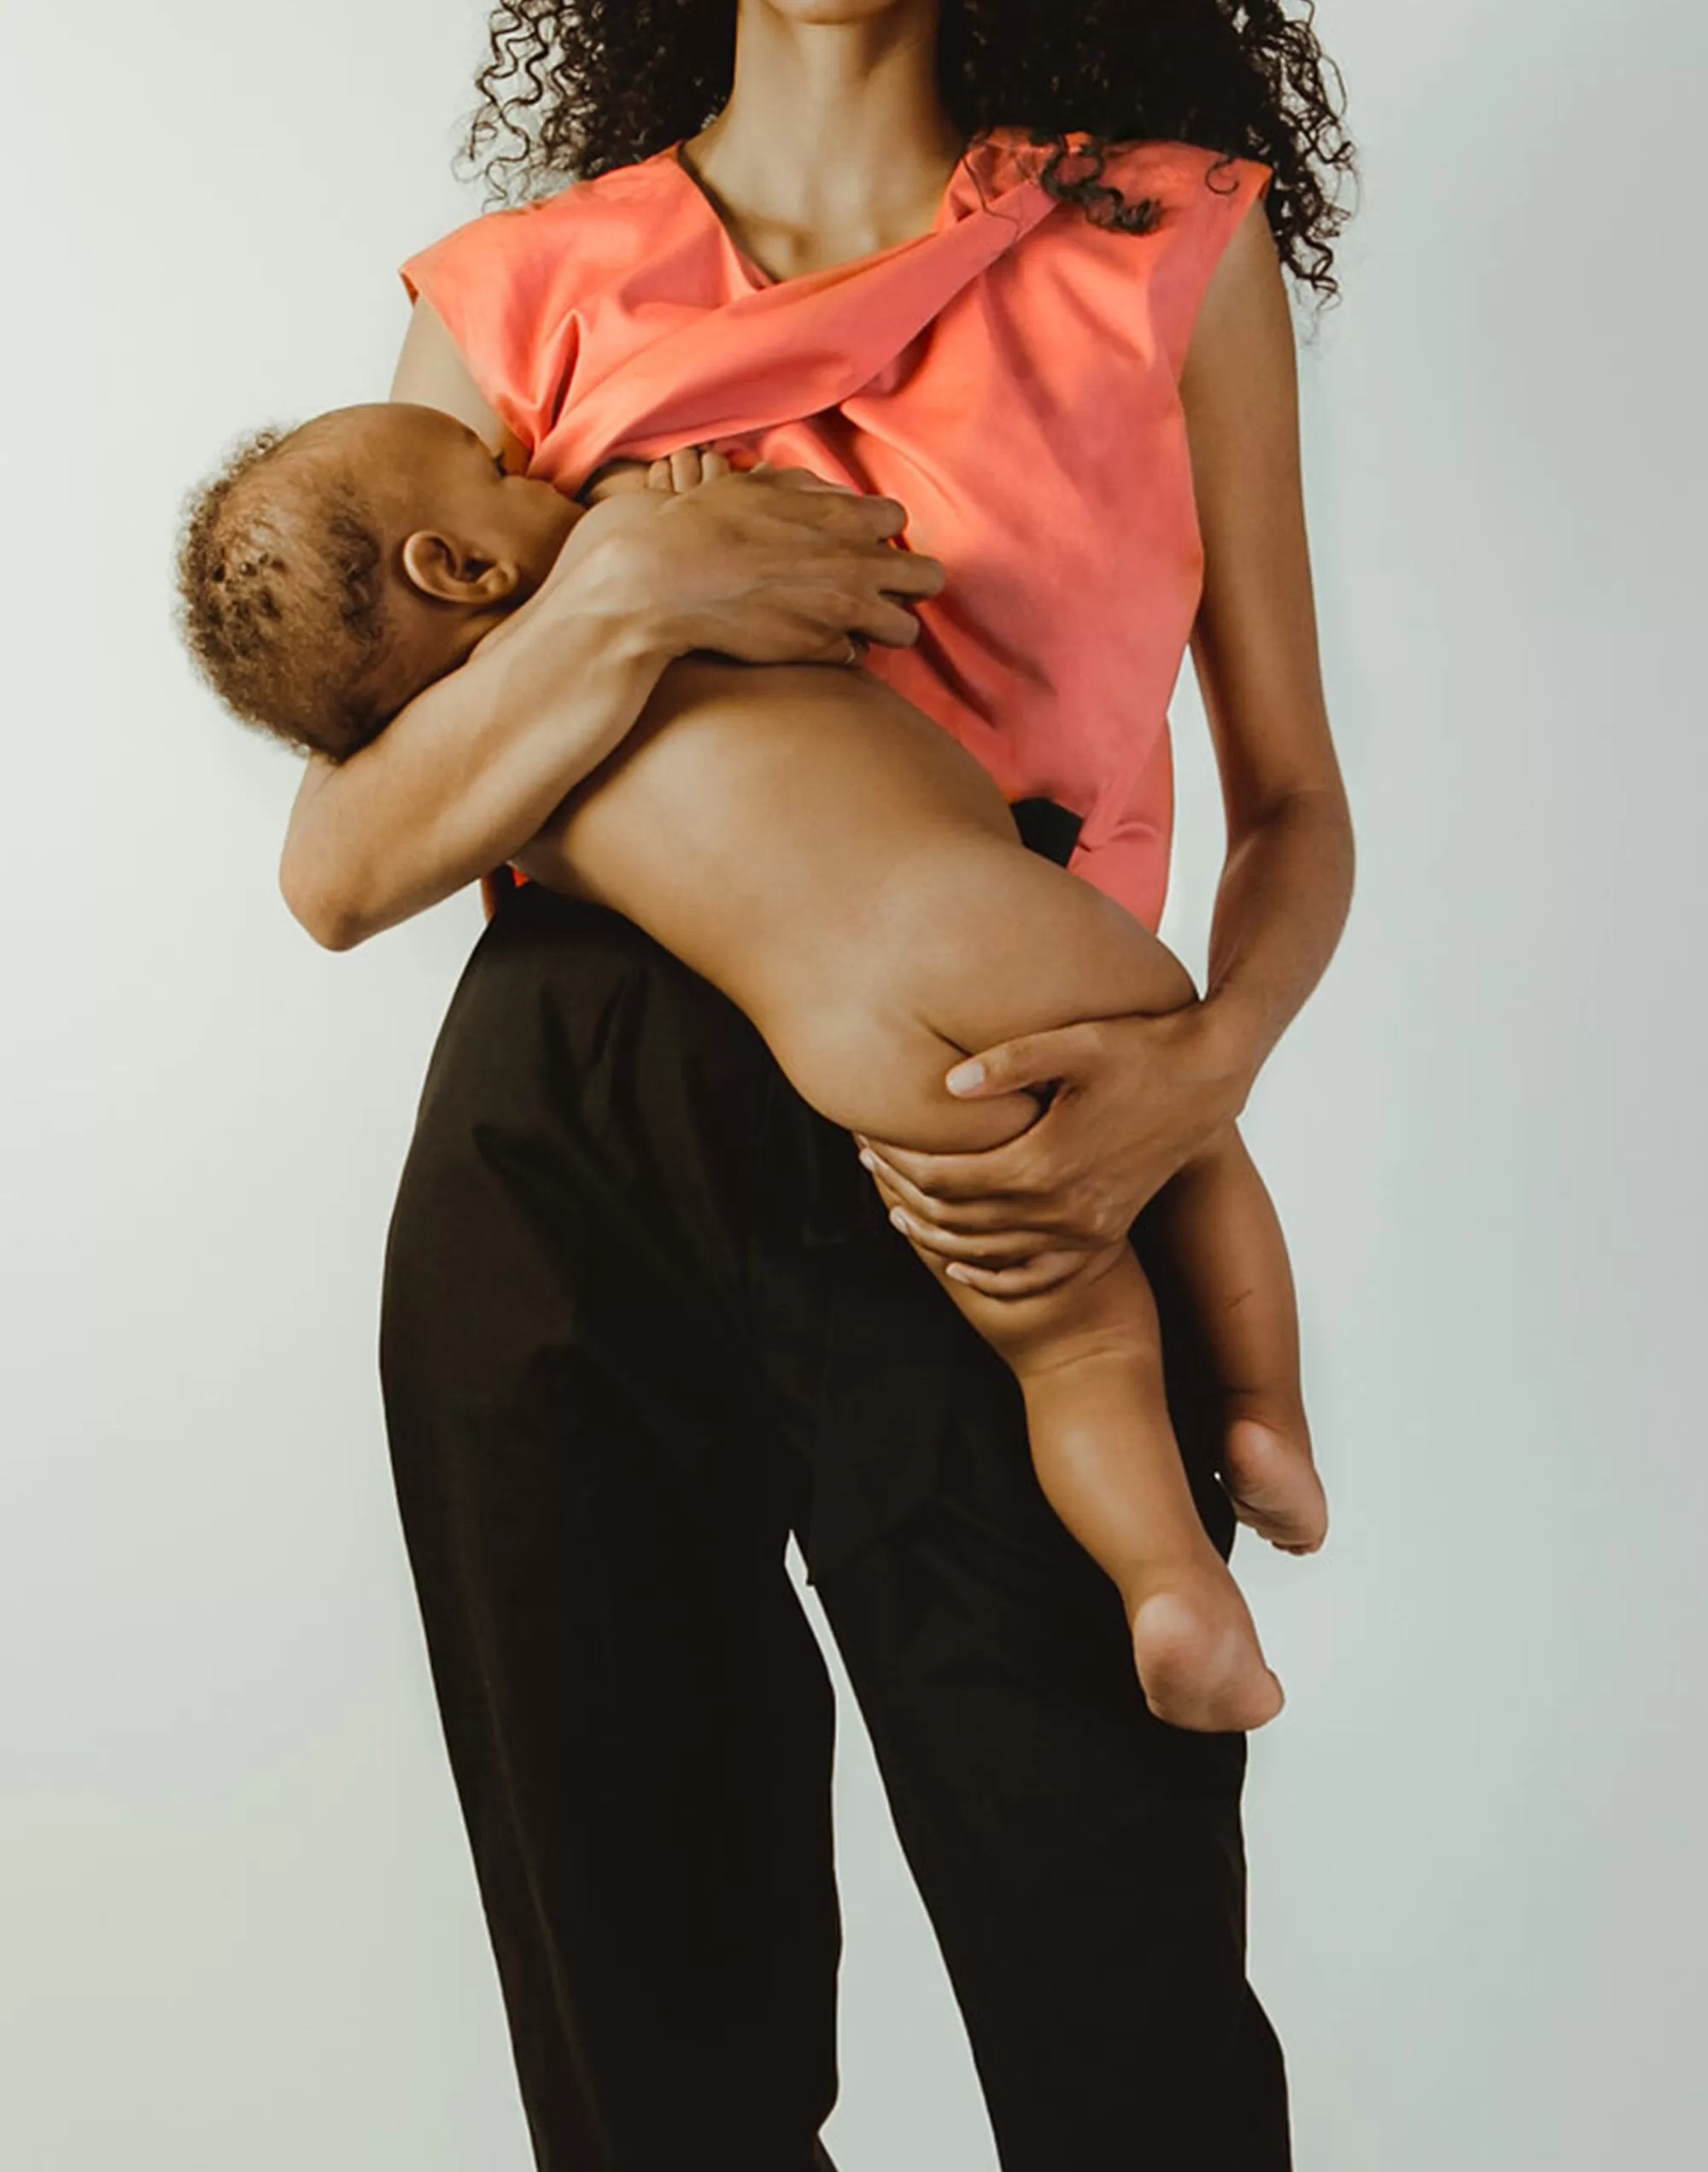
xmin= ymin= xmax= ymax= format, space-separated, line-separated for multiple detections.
xmin=682 ymin=0 xmax=966 ymax=271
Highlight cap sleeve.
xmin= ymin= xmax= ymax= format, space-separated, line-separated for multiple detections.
xmin=1113 ymin=141 xmax=1274 ymax=379
xmin=398 ymin=195 xmax=582 ymax=454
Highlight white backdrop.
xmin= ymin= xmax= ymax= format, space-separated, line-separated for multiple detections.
xmin=3 ymin=3 xmax=1705 ymax=2166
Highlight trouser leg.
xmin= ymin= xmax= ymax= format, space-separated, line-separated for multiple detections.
xmin=377 ymin=890 xmax=842 ymax=2171
xmin=769 ymin=1187 xmax=1292 ymax=2171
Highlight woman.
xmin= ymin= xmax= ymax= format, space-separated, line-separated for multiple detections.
xmin=280 ymin=3 xmax=1355 ymax=2165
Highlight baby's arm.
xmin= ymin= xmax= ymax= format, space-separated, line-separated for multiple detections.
xmin=280 ymin=291 xmax=932 ymax=950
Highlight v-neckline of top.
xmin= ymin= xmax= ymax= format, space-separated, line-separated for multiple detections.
xmin=664 ymin=126 xmax=1038 ymax=295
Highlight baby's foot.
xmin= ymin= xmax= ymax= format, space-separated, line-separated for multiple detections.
xmin=1126 ymin=1557 xmax=1285 ymax=1733
xmin=1221 ymin=1416 xmax=1329 ymax=1556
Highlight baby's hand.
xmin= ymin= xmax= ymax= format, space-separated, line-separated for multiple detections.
xmin=582 ymin=444 xmax=734 ymax=505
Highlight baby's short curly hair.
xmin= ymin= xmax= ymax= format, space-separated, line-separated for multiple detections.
xmin=173 ymin=420 xmax=396 ymax=762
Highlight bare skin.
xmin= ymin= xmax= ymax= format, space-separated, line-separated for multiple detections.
xmin=278 ymin=0 xmax=1354 ymax=1720
xmin=255 ymin=400 xmax=1323 ymax=1727
xmin=512 ymin=458 xmax=1324 ymax=1731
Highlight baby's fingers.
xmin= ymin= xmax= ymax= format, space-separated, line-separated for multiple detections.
xmin=666 ymin=444 xmax=711 ymax=492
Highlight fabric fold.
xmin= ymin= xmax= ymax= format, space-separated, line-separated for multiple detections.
xmin=535 ymin=164 xmax=1062 ymax=489
xmin=401 ymin=127 xmax=1274 ymax=940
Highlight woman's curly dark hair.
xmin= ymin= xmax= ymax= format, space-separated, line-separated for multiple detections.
xmin=457 ymin=0 xmax=1355 ymax=313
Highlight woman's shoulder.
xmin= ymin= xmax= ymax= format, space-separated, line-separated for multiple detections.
xmin=401 ymin=151 xmax=681 ymax=291
xmin=395 ymin=150 xmax=697 ymax=455
xmin=990 ymin=126 xmax=1272 ymax=273
xmin=1087 ymin=133 xmax=1272 ymax=217
xmin=1000 ymin=131 xmax=1273 ymax=377
xmin=1084 ymin=136 xmax=1272 ymax=256
xmin=992 ymin=123 xmax=1263 ymax=177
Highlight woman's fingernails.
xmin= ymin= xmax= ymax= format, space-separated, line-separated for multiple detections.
xmin=889 ymin=1207 xmax=910 ymax=1232
xmin=945 ymin=1264 xmax=971 ymax=1283
xmin=945 ymin=1060 xmax=984 ymax=1094
xmin=858 ymin=1150 xmax=875 ymax=1171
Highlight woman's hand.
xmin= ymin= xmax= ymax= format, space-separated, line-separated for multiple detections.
xmin=547 ymin=453 xmax=945 ymax=666
xmin=853 ymin=1001 xmax=1259 ymax=1297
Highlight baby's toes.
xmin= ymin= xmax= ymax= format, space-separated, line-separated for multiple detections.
xmin=1223 ymin=1417 xmax=1329 ymax=1554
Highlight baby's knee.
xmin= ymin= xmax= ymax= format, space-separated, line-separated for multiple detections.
xmin=765 ymin=989 xmax=1033 ymax=1152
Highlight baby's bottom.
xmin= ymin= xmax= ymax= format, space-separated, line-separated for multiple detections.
xmin=522 ymin=657 xmax=1326 ymax=1730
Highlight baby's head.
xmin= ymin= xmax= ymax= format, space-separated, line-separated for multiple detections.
xmin=174 ymin=402 xmax=583 ymax=760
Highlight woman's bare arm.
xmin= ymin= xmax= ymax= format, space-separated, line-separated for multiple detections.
xmin=279 ymin=298 xmax=939 ymax=949
xmin=843 ymin=201 xmax=1356 ymax=1287
xmin=1182 ymin=202 xmax=1355 ymax=1092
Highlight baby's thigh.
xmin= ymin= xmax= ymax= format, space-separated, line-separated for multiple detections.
xmin=536 ymin=659 xmax=1193 ymax=1120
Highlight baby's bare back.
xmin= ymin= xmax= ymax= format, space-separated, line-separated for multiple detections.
xmin=517 ymin=654 xmax=1022 ymax=1029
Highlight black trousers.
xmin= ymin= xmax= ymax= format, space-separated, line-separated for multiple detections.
xmin=378 ymin=880 xmax=1290 ymax=2172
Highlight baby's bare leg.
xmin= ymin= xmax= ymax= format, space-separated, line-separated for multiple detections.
xmin=524 ymin=659 xmax=1318 ymax=1727
xmin=760 ymin=838 xmax=1310 ymax=1728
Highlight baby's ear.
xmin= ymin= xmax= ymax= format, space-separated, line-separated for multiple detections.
xmin=399 ymin=529 xmax=519 ymax=606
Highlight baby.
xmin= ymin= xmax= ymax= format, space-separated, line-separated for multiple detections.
xmin=176 ymin=400 xmax=1328 ymax=1732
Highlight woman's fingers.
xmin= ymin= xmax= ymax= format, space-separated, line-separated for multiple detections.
xmin=614 ymin=460 xmax=945 ymax=662
xmin=859 ymin=1147 xmax=1038 ymax=1231
xmin=846 ymin=597 xmax=924 ymax=649
xmin=776 ymin=474 xmax=910 ymax=536
xmin=940 ymin=1251 xmax=1089 ymax=1298
xmin=875 ymin=547 xmax=948 ymax=598
xmin=824 ymin=543 xmax=946 ymax=650
xmin=884 ymin=1204 xmax=1057 ymax=1268
xmin=866 ymin=1156 xmax=1074 ymax=1289
xmin=751 ymin=461 xmax=864 ymax=498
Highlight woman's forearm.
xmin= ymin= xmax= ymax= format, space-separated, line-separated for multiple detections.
xmin=1196 ymin=783 xmax=1356 ymax=1098
xmin=277 ymin=466 xmax=939 ymax=950
xmin=279 ymin=583 xmax=676 ymax=951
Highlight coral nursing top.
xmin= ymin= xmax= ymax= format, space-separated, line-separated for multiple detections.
xmin=399 ymin=127 xmax=1272 ymax=929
